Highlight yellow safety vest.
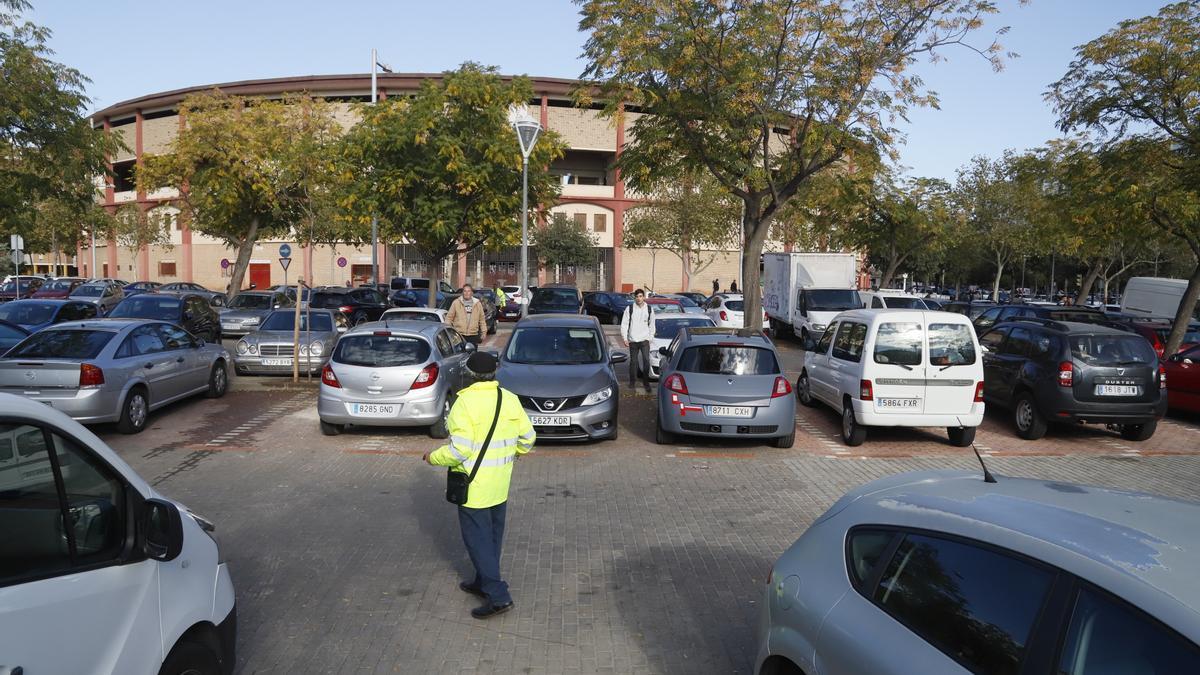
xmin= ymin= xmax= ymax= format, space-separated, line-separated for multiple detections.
xmin=429 ymin=381 xmax=535 ymax=508
xmin=496 ymin=288 xmax=507 ymax=307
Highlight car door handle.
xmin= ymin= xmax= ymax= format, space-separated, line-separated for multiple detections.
xmin=144 ymin=362 xmax=154 ymax=369
xmin=176 ymin=357 xmax=185 ymax=363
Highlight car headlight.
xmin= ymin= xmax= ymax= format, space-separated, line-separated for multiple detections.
xmin=308 ymin=341 xmax=323 ymax=356
xmin=811 ymin=324 xmax=826 ymax=332
xmin=248 ymin=343 xmax=258 ymax=355
xmin=243 ymin=316 xmax=260 ymax=324
xmin=582 ymin=386 xmax=614 ymax=406
xmin=299 ymin=344 xmax=309 ymax=356
xmin=236 ymin=340 xmax=249 ymax=355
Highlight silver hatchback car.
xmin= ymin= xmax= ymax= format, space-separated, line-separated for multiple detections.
xmin=757 ymin=470 xmax=1200 ymax=675
xmin=317 ymin=320 xmax=474 ymax=437
xmin=655 ymin=327 xmax=796 ymax=447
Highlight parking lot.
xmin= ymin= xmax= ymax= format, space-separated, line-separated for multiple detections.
xmin=89 ymin=326 xmax=1200 ymax=674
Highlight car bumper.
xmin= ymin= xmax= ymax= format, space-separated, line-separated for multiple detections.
xmin=16 ymin=387 xmax=121 ymax=423
xmin=318 ymin=386 xmax=446 ymax=427
xmin=216 ymin=601 xmax=237 ymax=675
xmin=523 ymin=396 xmax=618 ymax=441
xmin=1037 ymin=392 xmax=1167 ymax=425
xmin=851 ymin=401 xmax=985 ymax=427
xmin=233 ymin=355 xmax=326 ymax=374
xmin=658 ymin=396 xmax=796 ymax=438
xmin=220 ymin=324 xmax=259 ymax=337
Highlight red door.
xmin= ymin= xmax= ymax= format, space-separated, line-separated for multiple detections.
xmin=249 ymin=263 xmax=271 ymax=290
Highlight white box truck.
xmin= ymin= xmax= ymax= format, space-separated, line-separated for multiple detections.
xmin=1120 ymin=277 xmax=1191 ymax=319
xmin=762 ymin=252 xmax=861 ymax=341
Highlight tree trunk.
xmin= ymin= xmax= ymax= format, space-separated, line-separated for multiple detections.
xmin=1162 ymin=262 xmax=1200 ymax=357
xmin=429 ymin=255 xmax=443 ymax=309
xmin=741 ymin=197 xmax=769 ymax=330
xmin=991 ymin=258 xmax=1006 ymax=302
xmin=1075 ymin=260 xmax=1103 ymax=305
xmin=226 ymin=218 xmax=260 ymax=301
xmin=682 ymin=248 xmax=692 ymax=293
xmin=879 ymin=258 xmax=902 ymax=290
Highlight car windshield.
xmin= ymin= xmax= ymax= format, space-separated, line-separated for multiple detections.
xmin=967 ymin=305 xmax=995 ymax=319
xmin=677 ymin=345 xmax=779 ymax=375
xmin=874 ymin=322 xmax=924 ymax=366
xmin=506 ymin=326 xmax=603 ymax=364
xmin=723 ymin=301 xmax=744 ymax=312
xmin=0 ymin=281 xmax=35 ymax=292
xmin=1069 ymin=335 xmax=1157 ymax=366
xmin=333 ymin=334 xmax=431 ymax=367
xmin=309 ymin=292 xmax=349 ymax=309
xmin=655 ymin=318 xmax=715 ymax=339
xmin=5 ymin=329 xmax=114 ymax=359
xmin=108 ymin=296 xmax=181 ymax=320
xmin=229 ymin=294 xmax=273 ymax=310
xmin=384 ymin=311 xmax=441 ymax=322
xmin=532 ymin=288 xmax=578 ymax=305
xmin=651 ymin=302 xmax=684 ymax=314
xmin=260 ymin=312 xmax=333 ymax=332
xmin=883 ymin=297 xmax=926 ymax=309
xmin=928 ymin=323 xmax=977 ymax=366
xmin=0 ymin=302 xmax=57 ymax=325
xmin=670 ymin=295 xmax=699 ymax=308
xmin=71 ymin=285 xmax=105 ymax=297
xmin=807 ymin=290 xmax=861 ymax=311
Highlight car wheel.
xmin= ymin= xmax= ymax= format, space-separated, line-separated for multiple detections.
xmin=320 ymin=420 xmax=343 ymax=436
xmin=117 ymin=387 xmax=149 ymax=435
xmin=206 ymin=362 xmax=228 ymax=399
xmin=841 ymin=403 xmax=866 ymax=446
xmin=947 ymin=425 xmax=976 ymax=447
xmin=353 ymin=311 xmax=368 ymax=326
xmin=655 ymin=411 xmax=674 ymax=445
xmin=1119 ymin=419 xmax=1157 ymax=442
xmin=159 ymin=638 xmax=221 ymax=675
xmin=773 ymin=428 xmax=795 ymax=448
xmin=429 ymin=398 xmax=451 ymax=439
xmin=797 ymin=372 xmax=818 ymax=408
xmin=1013 ymin=391 xmax=1047 ymax=440
xmin=488 ymin=319 xmax=496 ymax=335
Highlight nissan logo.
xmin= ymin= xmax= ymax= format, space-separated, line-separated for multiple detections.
xmin=543 ymin=400 xmax=555 ymax=410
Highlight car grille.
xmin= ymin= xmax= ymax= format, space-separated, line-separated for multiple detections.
xmin=533 ymin=424 xmax=587 ymax=437
xmin=520 ymin=395 xmax=586 ymax=412
xmin=679 ymin=422 xmax=778 ymax=434
xmin=259 ymin=344 xmax=296 ymax=356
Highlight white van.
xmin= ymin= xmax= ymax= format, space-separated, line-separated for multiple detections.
xmin=797 ymin=309 xmax=984 ymax=447
xmin=0 ymin=393 xmax=236 ymax=674
xmin=1120 ymin=277 xmax=1190 ymax=319
xmin=859 ymin=289 xmax=930 ymax=310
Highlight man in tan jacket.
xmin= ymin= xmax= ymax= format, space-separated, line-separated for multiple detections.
xmin=448 ymin=284 xmax=488 ymax=344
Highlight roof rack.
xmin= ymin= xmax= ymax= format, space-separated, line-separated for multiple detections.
xmin=1000 ymin=316 xmax=1071 ymax=332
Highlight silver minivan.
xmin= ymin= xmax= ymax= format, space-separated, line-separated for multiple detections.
xmin=317 ymin=320 xmax=474 ymax=437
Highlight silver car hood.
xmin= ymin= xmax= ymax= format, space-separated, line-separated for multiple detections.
xmin=498 ymin=361 xmax=614 ymax=398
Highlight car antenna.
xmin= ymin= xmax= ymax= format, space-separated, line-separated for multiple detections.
xmin=971 ymin=443 xmax=997 ymax=483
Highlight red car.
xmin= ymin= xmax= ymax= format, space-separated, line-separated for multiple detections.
xmin=644 ymin=297 xmax=686 ymax=314
xmin=1164 ymin=344 xmax=1200 ymax=414
xmin=30 ymin=277 xmax=85 ymax=299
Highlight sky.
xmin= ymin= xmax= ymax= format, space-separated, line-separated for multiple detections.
xmin=27 ymin=0 xmax=1168 ymax=181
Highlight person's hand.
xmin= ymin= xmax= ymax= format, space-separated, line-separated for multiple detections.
xmin=421 ymin=451 xmax=432 ymax=464
xmin=622 ymin=339 xmax=629 ymax=347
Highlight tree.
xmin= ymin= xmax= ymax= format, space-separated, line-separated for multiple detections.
xmin=138 ymin=92 xmax=339 ymax=299
xmin=536 ymin=213 xmax=599 ymax=281
xmin=111 ymin=204 xmax=173 ymax=281
xmin=340 ymin=63 xmax=565 ymax=307
xmin=578 ymin=0 xmax=1014 ymax=328
xmin=624 ymin=171 xmax=740 ymax=291
xmin=955 ymin=153 xmax=1041 ymax=302
xmin=1049 ymin=0 xmax=1200 ymax=355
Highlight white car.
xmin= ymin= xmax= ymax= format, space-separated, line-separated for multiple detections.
xmin=382 ymin=307 xmax=449 ymax=324
xmin=0 ymin=393 xmax=236 ymax=674
xmin=647 ymin=314 xmax=717 ymax=379
xmin=797 ymin=309 xmax=984 ymax=447
xmin=860 ymin=290 xmax=930 ymax=310
xmin=704 ymin=293 xmax=768 ymax=329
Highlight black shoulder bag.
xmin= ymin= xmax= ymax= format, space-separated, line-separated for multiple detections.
xmin=445 ymin=390 xmax=504 ymax=505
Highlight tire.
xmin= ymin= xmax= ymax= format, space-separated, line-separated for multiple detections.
xmin=1013 ymin=391 xmax=1047 ymax=440
xmin=841 ymin=403 xmax=866 ymax=446
xmin=352 ymin=311 xmax=368 ymax=326
xmin=158 ymin=639 xmax=221 ymax=675
xmin=487 ymin=319 xmax=497 ymax=335
xmin=117 ymin=387 xmax=149 ymax=435
xmin=796 ymin=372 xmax=818 ymax=408
xmin=774 ymin=429 xmax=795 ymax=448
xmin=948 ymin=425 xmax=976 ymax=447
xmin=428 ymin=397 xmax=451 ymax=439
xmin=655 ymin=411 xmax=675 ymax=445
xmin=320 ymin=420 xmax=343 ymax=436
xmin=1119 ymin=419 xmax=1157 ymax=442
xmin=205 ymin=362 xmax=228 ymax=399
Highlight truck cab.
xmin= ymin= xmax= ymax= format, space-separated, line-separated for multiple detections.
xmin=792 ymin=288 xmax=863 ymax=342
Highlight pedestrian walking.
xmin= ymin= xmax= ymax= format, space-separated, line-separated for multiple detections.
xmin=448 ymin=284 xmax=488 ymax=345
xmin=620 ymin=288 xmax=655 ymax=393
xmin=423 ymin=351 xmax=535 ymax=619
xmin=712 ymin=278 xmax=720 ymax=295
xmin=730 ymin=279 xmax=739 ymax=294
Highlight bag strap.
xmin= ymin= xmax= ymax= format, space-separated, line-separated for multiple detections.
xmin=466 ymin=389 xmax=504 ymax=484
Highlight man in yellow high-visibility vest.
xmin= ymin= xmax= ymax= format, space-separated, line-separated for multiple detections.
xmin=423 ymin=351 xmax=535 ymax=618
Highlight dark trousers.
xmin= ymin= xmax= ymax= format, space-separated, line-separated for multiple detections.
xmin=628 ymin=340 xmax=650 ymax=388
xmin=464 ymin=334 xmax=482 ymax=346
xmin=458 ymin=502 xmax=511 ymax=606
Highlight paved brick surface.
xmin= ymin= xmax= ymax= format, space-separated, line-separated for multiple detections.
xmin=86 ymin=327 xmax=1200 ymax=674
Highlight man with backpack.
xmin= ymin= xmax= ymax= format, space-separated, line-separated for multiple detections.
xmin=620 ymin=288 xmax=656 ymax=394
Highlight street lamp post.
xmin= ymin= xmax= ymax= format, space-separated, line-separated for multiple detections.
xmin=370 ymin=49 xmax=392 ymax=287
xmin=509 ymin=106 xmax=542 ymax=317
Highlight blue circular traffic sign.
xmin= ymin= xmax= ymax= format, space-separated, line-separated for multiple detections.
xmin=279 ymin=243 xmax=292 ymax=258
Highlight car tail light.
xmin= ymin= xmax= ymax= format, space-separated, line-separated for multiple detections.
xmin=720 ymin=310 xmax=728 ymax=321
xmin=321 ymin=364 xmax=341 ymax=388
xmin=1159 ymin=364 xmax=1166 ymax=389
xmin=974 ymin=381 xmax=984 ymax=402
xmin=1152 ymin=334 xmax=1165 ymax=357
xmin=412 ymin=362 xmax=439 ymax=389
xmin=339 ymin=305 xmax=355 ymax=314
xmin=859 ymin=379 xmax=873 ymax=401
xmin=771 ymin=376 xmax=792 ymax=398
xmin=373 ymin=330 xmax=391 ymax=336
xmin=79 ymin=363 xmax=104 ymax=388
xmin=1058 ymin=362 xmax=1073 ymax=388
xmin=665 ymin=373 xmax=688 ymax=394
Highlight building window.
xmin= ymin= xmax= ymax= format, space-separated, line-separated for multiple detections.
xmin=111 ymin=160 xmax=136 ymax=192
xmin=159 ymin=262 xmax=177 ymax=277
xmin=594 ymin=213 xmax=607 ymax=233
xmin=573 ymin=213 xmax=588 ymax=231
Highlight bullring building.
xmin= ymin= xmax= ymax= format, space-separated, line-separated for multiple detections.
xmin=73 ymin=72 xmax=769 ymax=294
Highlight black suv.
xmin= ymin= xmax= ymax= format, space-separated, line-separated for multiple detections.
xmin=979 ymin=318 xmax=1165 ymax=441
xmin=528 ymin=284 xmax=583 ymax=315
xmin=308 ymin=286 xmax=389 ymax=325
xmin=108 ymin=292 xmax=222 ymax=342
xmin=972 ymin=304 xmax=1110 ymax=335
xmin=583 ymin=291 xmax=632 ymax=325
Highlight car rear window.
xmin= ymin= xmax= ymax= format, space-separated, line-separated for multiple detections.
xmin=309 ymin=292 xmax=348 ymax=309
xmin=677 ymin=345 xmax=779 ymax=375
xmin=108 ymin=296 xmax=181 ymax=320
xmin=928 ymin=323 xmax=978 ymax=366
xmin=655 ymin=318 xmax=715 ymax=339
xmin=0 ymin=302 xmax=57 ymax=325
xmin=723 ymin=300 xmax=745 ymax=311
xmin=229 ymin=294 xmax=273 ymax=310
xmin=333 ymin=335 xmax=431 ymax=367
xmin=5 ymin=329 xmax=115 ymax=359
xmin=385 ymin=311 xmax=441 ymax=322
xmin=1069 ymin=335 xmax=1156 ymax=366
xmin=533 ymin=288 xmax=579 ymax=305
xmin=884 ymin=297 xmax=926 ymax=309
xmin=873 ymin=322 xmax=923 ymax=366
xmin=71 ymin=285 xmax=105 ymax=297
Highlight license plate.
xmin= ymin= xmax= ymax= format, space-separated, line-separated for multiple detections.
xmin=222 ymin=323 xmax=239 ymax=330
xmin=878 ymin=398 xmax=921 ymax=409
xmin=351 ymin=403 xmax=398 ymax=417
xmin=1096 ymin=385 xmax=1139 ymax=396
xmin=261 ymin=358 xmax=292 ymax=366
xmin=530 ymin=415 xmax=570 ymax=426
xmin=707 ymin=406 xmax=753 ymax=417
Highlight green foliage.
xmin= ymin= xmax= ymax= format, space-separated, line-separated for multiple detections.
xmin=536 ymin=213 xmax=598 ymax=272
xmin=110 ymin=204 xmax=173 ymax=279
xmin=955 ymin=153 xmax=1044 ymax=301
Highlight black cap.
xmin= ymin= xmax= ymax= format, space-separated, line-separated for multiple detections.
xmin=467 ymin=351 xmax=498 ymax=375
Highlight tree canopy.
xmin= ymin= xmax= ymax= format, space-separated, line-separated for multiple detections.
xmin=536 ymin=213 xmax=599 ymax=278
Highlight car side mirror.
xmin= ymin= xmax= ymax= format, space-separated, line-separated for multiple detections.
xmin=142 ymin=498 xmax=184 ymax=562
xmin=657 ymin=346 xmax=671 ymax=357
xmin=463 ymin=341 xmax=477 ymax=353
xmin=801 ymin=336 xmax=816 ymax=351
xmin=611 ymin=351 xmax=629 ymax=364
xmin=195 ymin=337 xmax=206 ymax=348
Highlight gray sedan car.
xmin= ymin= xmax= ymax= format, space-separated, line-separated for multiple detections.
xmin=69 ymin=281 xmax=124 ymax=316
xmin=497 ymin=314 xmax=626 ymax=442
xmin=0 ymin=319 xmax=230 ymax=433
xmin=317 ymin=320 xmax=474 ymax=437
xmin=234 ymin=309 xmax=340 ymax=375
xmin=655 ymin=327 xmax=795 ymax=447
xmin=220 ymin=290 xmax=293 ymax=337
xmin=757 ymin=470 xmax=1200 ymax=675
